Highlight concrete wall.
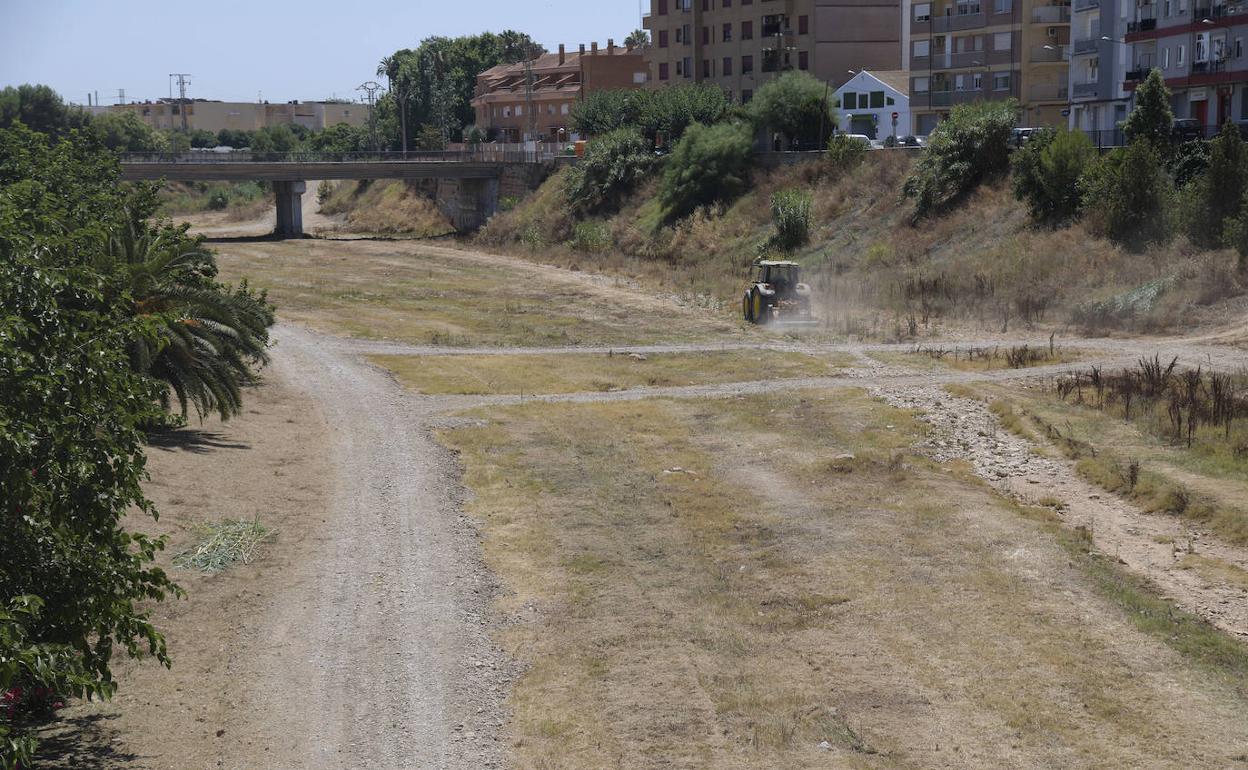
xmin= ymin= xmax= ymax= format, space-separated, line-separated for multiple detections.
xmin=433 ymin=163 xmax=555 ymax=231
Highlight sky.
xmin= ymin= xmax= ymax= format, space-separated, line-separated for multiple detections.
xmin=0 ymin=0 xmax=644 ymax=105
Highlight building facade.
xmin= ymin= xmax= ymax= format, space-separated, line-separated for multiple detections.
xmin=470 ymin=42 xmax=649 ymax=142
xmin=907 ymin=0 xmax=1071 ymax=134
xmin=1123 ymin=0 xmax=1248 ymax=131
xmin=1067 ymin=0 xmax=1131 ymax=136
xmin=87 ymin=99 xmax=369 ymax=133
xmin=835 ymin=69 xmax=911 ymax=136
xmin=641 ymin=0 xmax=902 ymax=103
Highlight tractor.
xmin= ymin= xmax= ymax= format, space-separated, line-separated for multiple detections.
xmin=742 ymin=260 xmax=814 ymax=325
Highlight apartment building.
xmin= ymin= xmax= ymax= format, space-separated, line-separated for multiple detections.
xmin=1067 ymin=0 xmax=1131 ymax=135
xmin=641 ymin=0 xmax=902 ymax=103
xmin=88 ymin=100 xmax=369 ymax=133
xmin=907 ymin=0 xmax=1071 ymax=134
xmin=1123 ymin=0 xmax=1248 ymax=130
xmin=471 ymin=41 xmax=649 ymax=142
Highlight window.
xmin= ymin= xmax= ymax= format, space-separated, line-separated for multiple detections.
xmin=723 ymin=22 xmax=733 ymax=41
xmin=914 ymin=39 xmax=930 ymax=57
xmin=561 ymin=104 xmax=569 ymax=115
xmin=515 ymin=105 xmax=523 ymax=116
xmin=1179 ymin=0 xmax=1187 ymax=10
xmin=703 ymin=26 xmax=710 ymax=45
xmin=994 ymin=0 xmax=1011 ymax=12
xmin=659 ymin=62 xmax=670 ymax=80
xmin=955 ymin=74 xmax=967 ymax=91
xmin=994 ymin=32 xmax=1012 ymax=50
xmin=659 ymin=30 xmax=669 ymax=47
xmin=503 ymin=105 xmax=511 ymax=117
xmin=634 ymin=71 xmax=648 ymax=84
xmin=1163 ymin=0 xmax=1171 ymax=15
xmin=723 ymin=0 xmax=730 ymax=6
xmin=1178 ymin=44 xmax=1185 ymax=66
xmin=1196 ymin=32 xmax=1208 ymax=62
xmin=799 ymin=14 xmax=809 ymax=34
xmin=1237 ymin=38 xmax=1243 ymax=58
xmin=658 ymin=0 xmax=667 ymax=14
xmin=993 ymin=72 xmax=1011 ymax=91
xmin=1243 ymin=86 xmax=1248 ymax=119
xmin=742 ymin=20 xmax=753 ymax=39
xmin=702 ymin=58 xmax=712 ymax=78
xmin=682 ymin=56 xmax=692 ymax=77
xmin=887 ymin=95 xmax=895 ymax=105
xmin=914 ymin=76 xmax=930 ymax=92
xmin=762 ymin=48 xmax=779 ymax=72
xmin=547 ymin=104 xmax=554 ymax=115
xmin=842 ymin=90 xmax=856 ymax=107
xmin=972 ymin=72 xmax=983 ymax=89
xmin=723 ymin=56 xmax=733 ymax=75
xmin=742 ymin=54 xmax=754 ymax=73
xmin=703 ymin=0 xmax=710 ymax=9
xmin=799 ymin=50 xmax=809 ymax=69
xmin=675 ymin=26 xmax=683 ymax=42
xmin=915 ymin=2 xmax=931 ymax=21
xmin=1162 ymin=47 xmax=1169 ymax=69
xmin=870 ymin=90 xmax=885 ymax=108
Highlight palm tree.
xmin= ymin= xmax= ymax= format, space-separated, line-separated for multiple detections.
xmin=98 ymin=220 xmax=274 ymax=420
xmin=625 ymin=29 xmax=650 ymax=50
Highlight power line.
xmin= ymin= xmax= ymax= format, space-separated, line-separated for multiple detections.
xmin=356 ymin=81 xmax=382 ymax=151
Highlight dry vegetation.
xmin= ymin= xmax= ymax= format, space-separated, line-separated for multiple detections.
xmin=318 ymin=179 xmax=454 ymax=236
xmin=875 ymin=342 xmax=1083 ymax=372
xmin=444 ymin=388 xmax=1248 ymax=768
xmin=373 ymin=349 xmax=853 ymax=395
xmin=478 ymin=152 xmax=1247 ymax=338
xmin=213 ymin=240 xmax=742 ymax=346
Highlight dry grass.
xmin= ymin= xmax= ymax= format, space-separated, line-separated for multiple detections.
xmin=875 ymin=344 xmax=1084 ymax=373
xmin=319 ymin=179 xmax=454 ymax=236
xmin=372 ymin=349 xmax=852 ymax=395
xmin=444 ymin=388 xmax=1248 ymax=768
xmin=1178 ymin=553 xmax=1248 ymax=591
xmin=213 ymin=239 xmax=742 ymax=346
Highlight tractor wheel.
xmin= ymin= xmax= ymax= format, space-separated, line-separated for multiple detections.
xmin=742 ymin=292 xmax=754 ymax=323
xmin=752 ymin=290 xmax=768 ymax=325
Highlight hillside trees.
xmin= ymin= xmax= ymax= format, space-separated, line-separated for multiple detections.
xmin=903 ymin=99 xmax=1016 ymax=220
xmin=748 ymin=71 xmax=835 ymax=147
xmin=658 ymin=121 xmax=753 ymax=220
xmin=571 ymin=84 xmax=731 ymax=145
xmin=1082 ymin=138 xmax=1173 ymax=250
xmin=563 ymin=127 xmax=657 ymax=214
xmin=1010 ymin=128 xmax=1095 ymax=224
xmin=1188 ymin=122 xmax=1248 ymax=248
xmin=0 ymin=84 xmax=90 ymax=137
xmin=1122 ymin=69 xmax=1174 ymax=148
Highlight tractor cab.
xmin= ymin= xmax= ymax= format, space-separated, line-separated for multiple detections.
xmin=743 ymin=260 xmax=814 ymax=325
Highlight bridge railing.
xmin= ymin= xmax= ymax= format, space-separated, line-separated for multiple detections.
xmin=119 ymin=146 xmax=575 ymax=165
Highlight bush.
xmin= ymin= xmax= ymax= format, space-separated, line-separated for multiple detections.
xmin=207 ymin=189 xmax=229 ymax=210
xmin=570 ymin=85 xmax=730 ymax=146
xmin=1187 ymin=122 xmax=1248 ymax=248
xmin=825 ymin=133 xmax=868 ymax=172
xmin=1010 ymin=128 xmax=1095 ymax=224
xmin=770 ymin=189 xmax=812 ymax=251
xmin=1082 ymin=139 xmax=1174 ymax=251
xmin=657 ymin=121 xmax=753 ymax=221
xmin=570 ymin=90 xmax=645 ymax=136
xmin=569 ymin=220 xmax=612 ymax=252
xmin=563 ymin=128 xmax=657 ymax=214
xmin=902 ymin=99 xmax=1016 ymax=220
xmin=748 ymin=71 xmax=835 ymax=147
xmin=1169 ymin=140 xmax=1210 ymax=188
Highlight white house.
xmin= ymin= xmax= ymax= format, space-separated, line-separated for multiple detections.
xmin=834 ymin=71 xmax=911 ymax=141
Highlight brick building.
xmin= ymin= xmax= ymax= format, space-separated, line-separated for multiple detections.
xmin=641 ymin=0 xmax=903 ymax=103
xmin=470 ymin=41 xmax=650 ymax=142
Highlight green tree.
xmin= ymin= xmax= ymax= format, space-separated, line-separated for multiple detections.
xmin=1010 ymin=127 xmax=1095 ymax=224
xmin=0 ymin=84 xmax=89 ymax=137
xmin=658 ymin=121 xmax=753 ymax=220
xmin=1082 ymin=139 xmax=1174 ymax=251
xmin=563 ymin=127 xmax=657 ymax=214
xmin=748 ymin=71 xmax=835 ymax=147
xmin=188 ymin=128 xmax=218 ymax=148
xmin=624 ymin=29 xmax=650 ymax=49
xmin=1188 ymin=121 xmax=1248 ymax=247
xmin=1122 ymin=68 xmax=1174 ymax=148
xmin=570 ymin=89 xmax=647 ymax=137
xmin=902 ymin=99 xmax=1016 ymax=220
xmin=639 ymin=84 xmax=732 ymax=146
xmin=307 ymin=123 xmax=368 ymax=154
xmin=248 ymin=124 xmax=301 ymax=154
xmin=90 ymin=111 xmax=165 ymax=153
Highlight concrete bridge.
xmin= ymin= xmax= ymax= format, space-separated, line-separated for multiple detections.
xmin=120 ymin=150 xmax=566 ymax=236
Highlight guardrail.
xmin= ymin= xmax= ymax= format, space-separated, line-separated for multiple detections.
xmin=119 ymin=148 xmax=575 ymax=165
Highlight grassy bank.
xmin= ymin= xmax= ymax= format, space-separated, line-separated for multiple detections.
xmin=317 ymin=179 xmax=454 ymax=236
xmin=158 ymin=180 xmax=270 ymax=220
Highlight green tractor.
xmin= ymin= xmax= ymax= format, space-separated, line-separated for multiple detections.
xmin=742 ymin=260 xmax=814 ymax=325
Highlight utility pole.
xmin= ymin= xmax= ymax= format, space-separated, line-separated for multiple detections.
xmin=115 ymin=88 xmax=125 ymax=105
xmin=356 ymin=81 xmax=382 ymax=151
xmin=169 ymin=73 xmax=192 ymax=132
xmin=524 ymin=59 xmax=536 ymax=141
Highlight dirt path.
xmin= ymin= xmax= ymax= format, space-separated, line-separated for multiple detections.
xmin=211 ymin=324 xmax=508 ymax=769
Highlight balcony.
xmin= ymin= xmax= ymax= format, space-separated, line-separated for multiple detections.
xmin=1072 ymin=38 xmax=1099 ymax=54
xmin=930 ymin=12 xmax=987 ymax=32
xmin=1073 ymin=81 xmax=1100 ymax=97
xmin=1126 ymin=17 xmax=1157 ymax=32
xmin=1032 ymin=5 xmax=1072 ymax=23
xmin=1074 ymin=0 xmax=1099 ymax=10
xmin=1031 ymin=83 xmax=1071 ymax=101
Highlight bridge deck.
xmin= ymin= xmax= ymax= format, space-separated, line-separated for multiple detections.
xmin=119 ymin=161 xmax=505 ymax=182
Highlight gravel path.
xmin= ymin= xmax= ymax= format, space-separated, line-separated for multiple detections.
xmin=215 ymin=325 xmax=509 ymax=769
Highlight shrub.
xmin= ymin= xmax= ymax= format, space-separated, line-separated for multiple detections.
xmin=657 ymin=121 xmax=753 ymax=221
xmin=770 ymin=189 xmax=812 ymax=251
xmin=562 ymin=128 xmax=657 ymax=214
xmin=1011 ymin=127 xmax=1095 ymax=224
xmin=207 ymin=189 xmax=229 ymax=210
xmin=570 ymin=89 xmax=645 ymax=136
xmin=570 ymin=220 xmax=612 ymax=252
xmin=570 ymin=85 xmax=730 ymax=146
xmin=1122 ymin=69 xmax=1174 ymax=148
xmin=826 ymin=134 xmax=868 ymax=170
xmin=317 ymin=180 xmax=334 ymax=204
xmin=1187 ymin=121 xmax=1248 ymax=248
xmin=1169 ymin=139 xmax=1210 ymax=188
xmin=1082 ymin=139 xmax=1174 ymax=251
xmin=748 ymin=71 xmax=835 ymax=147
xmin=902 ymin=99 xmax=1016 ymax=220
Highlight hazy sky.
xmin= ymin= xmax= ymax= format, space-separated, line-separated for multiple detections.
xmin=0 ymin=0 xmax=645 ymax=105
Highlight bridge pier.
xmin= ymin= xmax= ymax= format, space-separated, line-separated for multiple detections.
xmin=273 ymin=180 xmax=305 ymax=238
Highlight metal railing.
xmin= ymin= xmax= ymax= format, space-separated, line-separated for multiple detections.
xmin=1030 ymin=83 xmax=1071 ymax=100
xmin=1032 ymin=5 xmax=1072 ymax=22
xmin=1073 ymin=81 xmax=1101 ymax=97
xmin=119 ymin=146 xmax=575 ymax=165
xmin=1074 ymin=0 xmax=1100 ymax=10
xmin=1072 ymin=37 xmax=1100 ymax=54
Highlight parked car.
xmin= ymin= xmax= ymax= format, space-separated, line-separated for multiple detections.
xmin=842 ymin=133 xmax=874 ymax=148
xmin=1172 ymin=118 xmax=1204 ymax=142
xmin=1011 ymin=127 xmax=1042 ymax=148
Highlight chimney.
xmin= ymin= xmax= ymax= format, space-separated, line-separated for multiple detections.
xmin=591 ymin=41 xmax=598 ymax=55
xmin=579 ymin=43 xmax=586 ymax=56
xmin=608 ymin=38 xmax=615 ymax=54
xmin=559 ymin=44 xmax=566 ymax=65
